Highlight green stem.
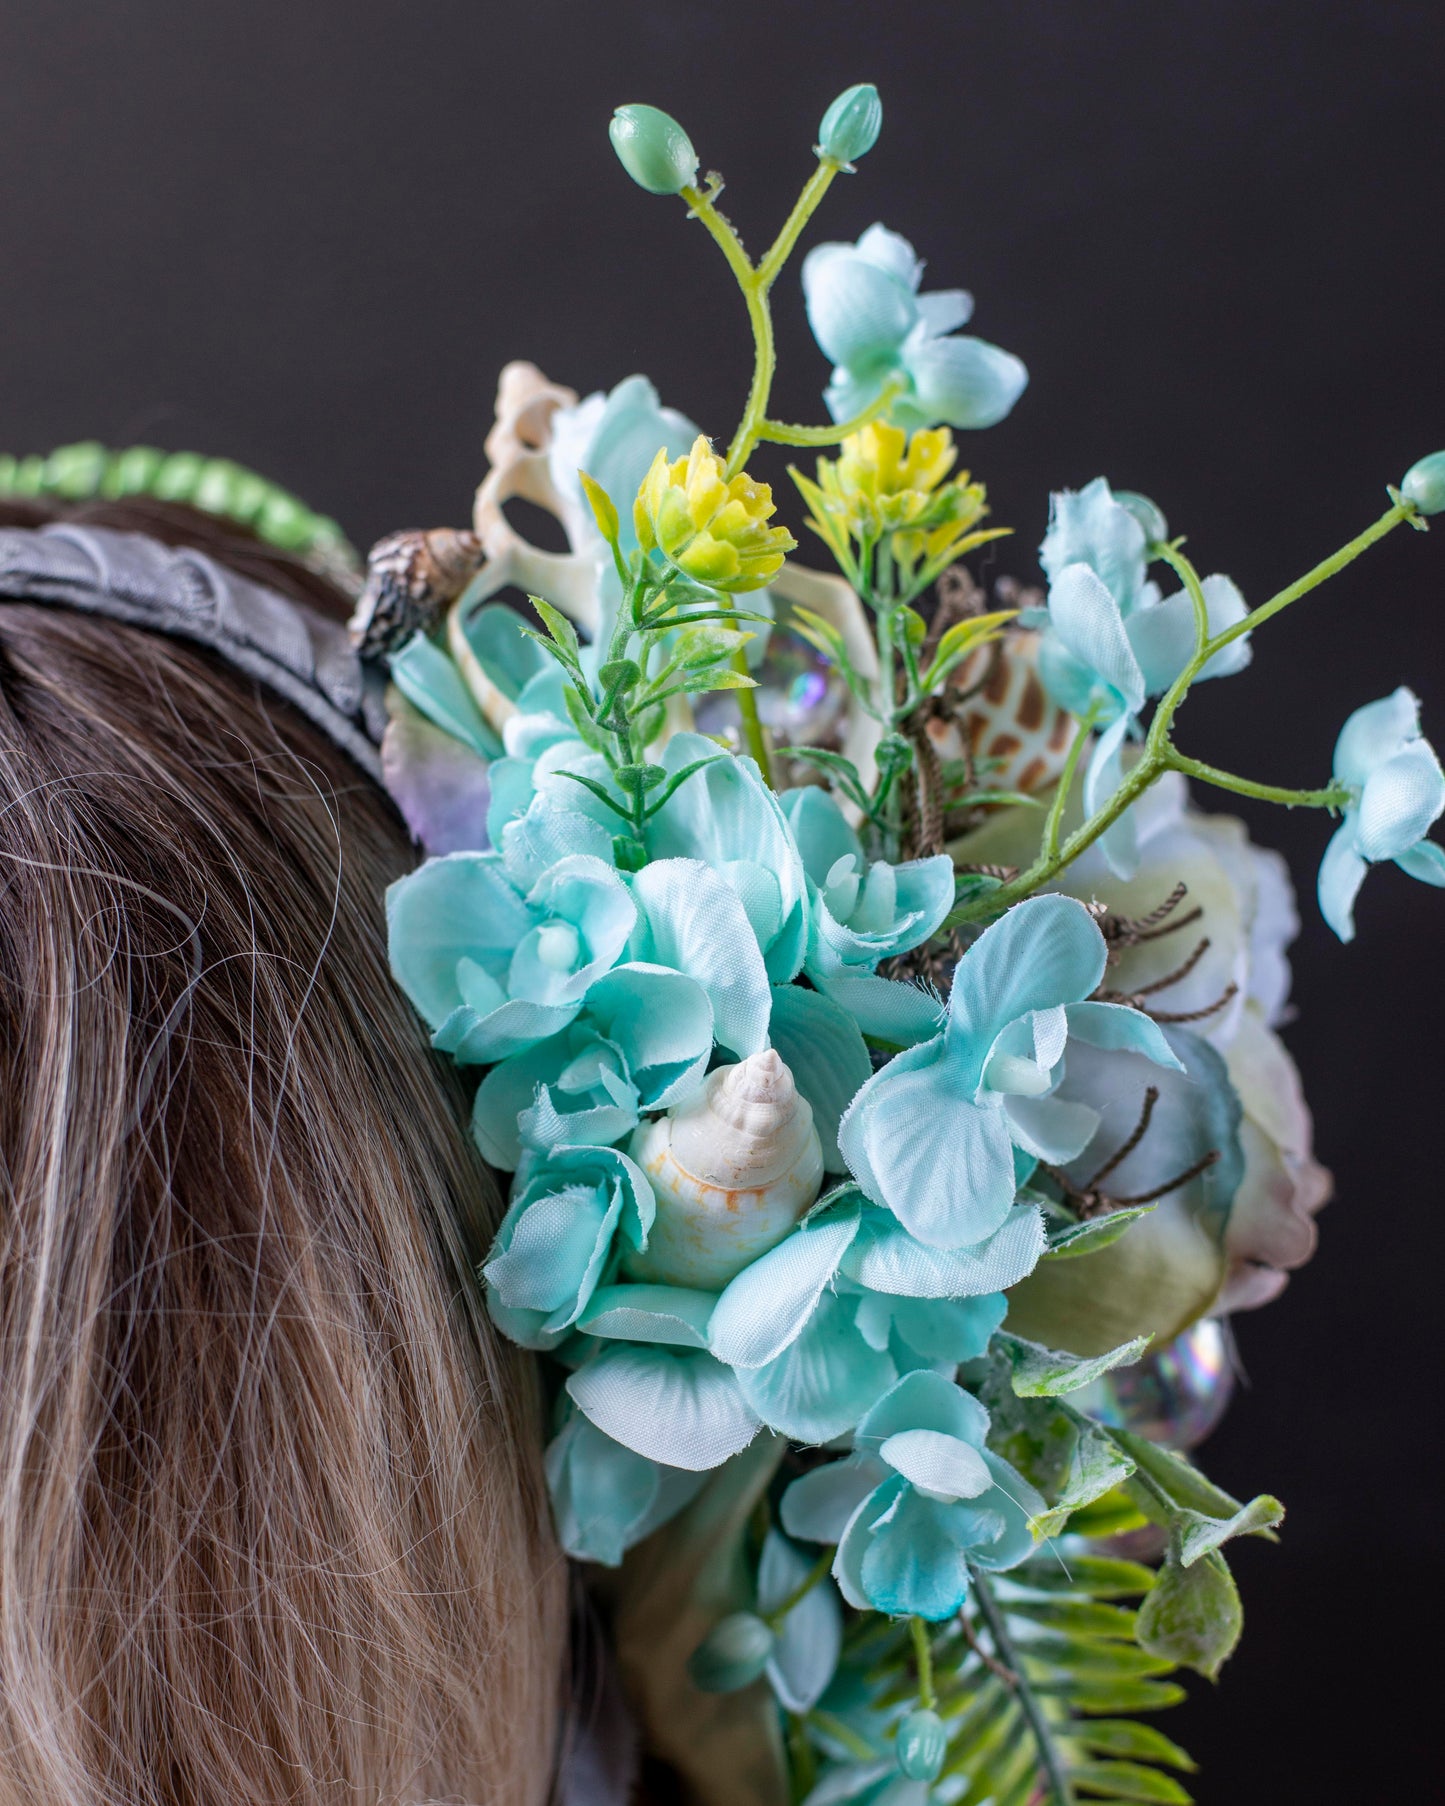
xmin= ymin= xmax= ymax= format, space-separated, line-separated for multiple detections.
xmin=910 ymin=1616 xmax=937 ymax=1711
xmin=757 ymin=386 xmax=900 ymax=449
xmin=1165 ymin=748 xmax=1350 ymax=809
xmin=968 ymin=1567 xmax=1074 ymax=1806
xmin=764 ymin=1548 xmax=834 ymax=1630
xmin=756 ymin=159 xmax=841 ymax=289
xmin=804 ymin=1709 xmax=878 ymax=1765
xmin=1041 ymin=708 xmax=1097 ymax=862
xmin=1155 ymin=541 xmax=1211 ymax=651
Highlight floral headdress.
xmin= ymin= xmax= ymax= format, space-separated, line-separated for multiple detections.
xmin=10 ymin=79 xmax=1439 ymax=1806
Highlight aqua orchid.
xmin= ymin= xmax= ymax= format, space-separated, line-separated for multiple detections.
xmin=780 ymin=1371 xmax=1042 ymax=1621
xmin=386 ymin=849 xmax=636 ymax=1064
xmin=482 ymin=1142 xmax=655 ymax=1349
xmin=1318 ymin=688 xmax=1445 ymax=941
xmin=544 ymin=1406 xmax=706 ymax=1566
xmin=837 ymin=895 xmax=1183 ymax=1250
xmin=782 ymin=785 xmax=956 ymax=971
xmin=802 ymin=224 xmax=1028 ymax=434
xmin=1036 ymin=478 xmax=1252 ymax=875
xmin=470 ymin=962 xmax=715 ymax=1167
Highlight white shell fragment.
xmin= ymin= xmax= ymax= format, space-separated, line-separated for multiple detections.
xmin=624 ymin=1051 xmax=826 ymax=1289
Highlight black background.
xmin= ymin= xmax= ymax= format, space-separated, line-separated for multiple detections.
xmin=4 ymin=3 xmax=1442 ymax=1797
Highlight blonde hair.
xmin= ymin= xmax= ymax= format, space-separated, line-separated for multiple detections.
xmin=0 ymin=505 xmax=565 ymax=1804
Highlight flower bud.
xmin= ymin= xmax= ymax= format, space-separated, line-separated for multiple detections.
xmin=1114 ymin=489 xmax=1169 ymax=547
xmin=1401 ymin=451 xmax=1445 ymax=516
xmin=609 ymin=104 xmax=698 ymax=195
xmin=687 ymin=1612 xmax=775 ymax=1693
xmin=895 ymin=1707 xmax=947 ymax=1781
xmin=817 ymin=83 xmax=882 ymax=166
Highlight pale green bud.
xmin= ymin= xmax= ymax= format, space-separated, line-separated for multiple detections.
xmin=1401 ymin=451 xmax=1445 ymax=516
xmin=817 ymin=83 xmax=882 ymax=166
xmin=1114 ymin=489 xmax=1169 ymax=547
xmin=686 ymin=1612 xmax=774 ymax=1693
xmin=895 ymin=1706 xmax=947 ymax=1781
xmin=609 ymin=104 xmax=698 ymax=196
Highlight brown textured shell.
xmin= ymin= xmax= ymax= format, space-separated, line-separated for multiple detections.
xmin=348 ymin=529 xmax=485 ymax=658
xmin=929 ymin=626 xmax=1077 ymax=798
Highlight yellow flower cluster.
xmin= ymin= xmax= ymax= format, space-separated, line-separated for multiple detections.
xmin=634 ymin=436 xmax=796 ymax=593
xmin=794 ymin=421 xmax=992 ymax=575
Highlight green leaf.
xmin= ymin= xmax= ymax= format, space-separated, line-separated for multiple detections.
xmin=599 ymin=658 xmax=641 ymax=694
xmin=1035 ymin=1679 xmax=1187 ymax=1715
xmin=1043 ymin=1205 xmax=1157 ymax=1261
xmin=529 ymin=595 xmax=583 ymax=671
xmin=578 ymin=468 xmax=621 ymax=547
xmin=669 ymin=622 xmax=753 ymax=668
xmin=1011 ymin=1556 xmax=1157 ymax=1600
xmin=1174 ymin=1496 xmax=1285 ymax=1567
xmin=1135 ymin=1550 xmax=1241 ymax=1681
xmin=1002 ymin=1332 xmax=1151 ymax=1397
xmin=1110 ymin=1429 xmax=1280 ymax=1541
xmin=784 ymin=746 xmax=872 ymax=815
xmin=645 ymin=754 xmax=727 ymax=817
xmin=1015 ymin=1635 xmax=1177 ymax=1682
xmin=1029 ymin=1425 xmax=1137 ymax=1540
xmin=1059 ymin=1719 xmax=1196 ymax=1772
xmin=1063 ymin=1489 xmax=1151 ymax=1540
xmin=899 ymin=603 xmax=929 ymax=647
xmin=1004 ymin=1597 xmax=1138 ymax=1641
xmin=614 ymin=762 xmax=667 ymax=794
xmin=556 ymin=770 xmax=630 ymax=820
xmin=921 ymin=606 xmax=1016 ymax=690
xmin=564 ymin=681 xmax=606 ymax=750
xmin=1068 ymin=1758 xmax=1194 ymax=1802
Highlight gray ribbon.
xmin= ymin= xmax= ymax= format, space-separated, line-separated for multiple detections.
xmin=0 ymin=523 xmax=387 ymax=781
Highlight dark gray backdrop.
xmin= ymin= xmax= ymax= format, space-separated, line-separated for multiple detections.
xmin=4 ymin=3 xmax=1441 ymax=1797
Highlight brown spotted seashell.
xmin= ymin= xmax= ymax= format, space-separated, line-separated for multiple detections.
xmin=348 ymin=528 xmax=485 ymax=658
xmin=929 ymin=626 xmax=1077 ymax=799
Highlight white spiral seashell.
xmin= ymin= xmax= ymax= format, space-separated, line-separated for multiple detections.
xmin=623 ymin=1050 xmax=825 ymax=1289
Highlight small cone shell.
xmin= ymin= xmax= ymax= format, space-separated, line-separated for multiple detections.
xmin=624 ymin=1051 xmax=825 ymax=1289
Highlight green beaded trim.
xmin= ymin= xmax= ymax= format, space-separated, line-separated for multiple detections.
xmin=0 ymin=442 xmax=361 ymax=579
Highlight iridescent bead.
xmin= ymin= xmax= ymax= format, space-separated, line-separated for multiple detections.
xmin=1074 ymin=1317 xmax=1235 ymax=1451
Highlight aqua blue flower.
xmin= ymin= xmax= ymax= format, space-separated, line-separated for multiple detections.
xmin=837 ymin=895 xmax=1183 ymax=1250
xmin=802 ymin=224 xmax=1027 ymax=434
xmin=1036 ymin=478 xmax=1252 ymax=876
xmin=470 ymin=962 xmax=715 ymax=1168
xmin=759 ymin=1528 xmax=843 ymax=1713
xmin=782 ymin=785 xmax=956 ymax=972
xmin=544 ymin=1406 xmax=706 ymax=1565
xmin=565 ymin=1341 xmax=762 ymax=1470
xmin=780 ymin=1371 xmax=1043 ymax=1621
xmin=1318 ymin=687 xmax=1445 ymax=941
xmin=483 ymin=1143 xmax=655 ymax=1349
xmin=706 ymin=1195 xmax=1016 ymax=1443
xmin=387 ymin=849 xmax=636 ymax=1064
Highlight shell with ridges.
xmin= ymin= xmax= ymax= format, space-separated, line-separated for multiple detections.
xmin=623 ymin=1051 xmax=825 ymax=1289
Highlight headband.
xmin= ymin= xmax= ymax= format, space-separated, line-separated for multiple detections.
xmin=0 ymin=523 xmax=387 ymax=781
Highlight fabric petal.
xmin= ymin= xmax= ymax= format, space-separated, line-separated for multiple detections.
xmin=856 ymin=1368 xmax=991 ymax=1448
xmin=1317 ymin=821 xmax=1368 ymax=943
xmin=1048 ymin=563 xmax=1147 ymax=716
xmin=708 ymin=1199 xmax=861 ymax=1369
xmin=1039 ymin=478 xmax=1148 ymax=612
xmin=838 ymin=1041 xmax=1018 ymax=1248
xmin=386 ymin=852 xmax=533 ymax=1028
xmin=768 ymin=983 xmax=873 ymax=1172
xmin=780 ymin=1453 xmax=890 ymax=1545
xmin=380 ymin=691 xmax=493 ymax=855
xmin=1003 ymin=1093 xmax=1102 ymax=1164
xmin=567 ymin=1346 xmax=761 ymax=1471
xmin=577 ymin=1283 xmax=717 ymax=1348
xmin=841 ymin=1204 xmax=1047 ymax=1299
xmin=915 ymin=287 xmax=974 ymax=335
xmin=1356 ymin=741 xmax=1445 ymax=861
xmin=586 ymin=963 xmax=716 ymax=1107
xmin=879 ymin=1429 xmax=993 ymax=1500
xmin=946 ymin=895 xmax=1109 ymax=1089
xmin=1333 ymin=686 xmax=1421 ymax=788
xmin=802 ymin=243 xmax=917 ymax=368
xmin=1064 ymin=1000 xmax=1187 ymax=1070
xmin=812 ymin=966 xmax=946 ymax=1044
xmin=1395 ymin=837 xmax=1445 ymax=885
xmin=737 ymin=1290 xmax=896 ymax=1442
xmin=875 ymin=1291 xmax=1008 ymax=1365
xmin=544 ymin=1412 xmax=663 ymax=1566
xmin=629 ymin=858 xmax=773 ymax=1055
xmin=854 ymin=1480 xmax=978 ymax=1620
xmin=759 ymin=1530 xmax=842 ymax=1714
xmin=904 ymin=334 xmax=1028 ymax=431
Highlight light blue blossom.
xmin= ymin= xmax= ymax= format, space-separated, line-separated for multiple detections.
xmin=706 ymin=1194 xmax=1015 ymax=1444
xmin=566 ymin=1341 xmax=762 ymax=1470
xmin=802 ymin=224 xmax=1027 ymax=433
xmin=1037 ymin=478 xmax=1252 ymax=875
xmin=544 ymin=1406 xmax=706 ymax=1566
xmin=483 ymin=1143 xmax=655 ymax=1349
xmin=1318 ymin=687 xmax=1445 ymax=941
xmin=470 ymin=962 xmax=715 ymax=1168
xmin=780 ymin=1371 xmax=1043 ymax=1621
xmin=759 ymin=1528 xmax=843 ymax=1713
xmin=782 ymin=785 xmax=956 ymax=973
xmin=386 ymin=850 xmax=635 ymax=1064
xmin=837 ymin=895 xmax=1183 ymax=1250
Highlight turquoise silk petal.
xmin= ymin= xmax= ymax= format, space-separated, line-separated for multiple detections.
xmin=1356 ymin=741 xmax=1445 ymax=861
xmin=736 ymin=1291 xmax=897 ymax=1443
xmin=1318 ymin=821 xmax=1369 ymax=943
xmin=1333 ymin=686 xmax=1420 ymax=788
xmin=901 ymin=334 xmax=1029 ymax=433
xmin=566 ymin=1345 xmax=761 ymax=1471
xmin=386 ymin=852 xmax=534 ymax=1028
xmin=759 ymin=1530 xmax=843 ymax=1714
xmin=767 ymin=984 xmax=872 ymax=1173
xmin=629 ymin=858 xmax=773 ymax=1056
xmin=708 ymin=1199 xmax=862 ymax=1369
xmin=1396 ymin=838 xmax=1445 ymax=885
xmin=841 ymin=1204 xmax=1047 ymax=1299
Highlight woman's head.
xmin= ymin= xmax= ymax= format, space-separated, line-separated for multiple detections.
xmin=0 ymin=502 xmax=564 ymax=1805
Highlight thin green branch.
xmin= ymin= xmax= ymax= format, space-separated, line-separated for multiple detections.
xmin=757 ymin=385 xmax=901 ymax=449
xmin=1041 ymin=708 xmax=1097 ymax=862
xmin=764 ymin=1548 xmax=835 ymax=1630
xmin=1164 ymin=748 xmax=1350 ymax=809
xmin=910 ymin=1616 xmax=938 ymax=1711
xmin=968 ymin=1566 xmax=1075 ymax=1806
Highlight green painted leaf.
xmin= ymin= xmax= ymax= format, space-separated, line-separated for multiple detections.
xmin=1059 ymin=1719 xmax=1197 ymax=1771
xmin=1136 ymin=1550 xmax=1242 ymax=1680
xmin=1016 ymin=1635 xmax=1177 ymax=1681
xmin=528 ymin=595 xmax=583 ymax=671
xmin=1030 ymin=1424 xmax=1136 ymax=1539
xmin=1004 ymin=1597 xmax=1138 ymax=1640
xmin=1109 ymin=1428 xmax=1274 ymax=1534
xmin=1003 ymin=1332 xmax=1151 ymax=1397
xmin=1175 ymin=1496 xmax=1284 ymax=1567
xmin=1068 ymin=1758 xmax=1194 ymax=1802
xmin=1043 ymin=1205 xmax=1157 ymax=1261
xmin=980 ymin=1370 xmax=1079 ymax=1499
xmin=1011 ymin=1555 xmax=1157 ymax=1600
xmin=1064 ymin=1489 xmax=1150 ymax=1539
xmin=1035 ymin=1679 xmax=1187 ymax=1714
